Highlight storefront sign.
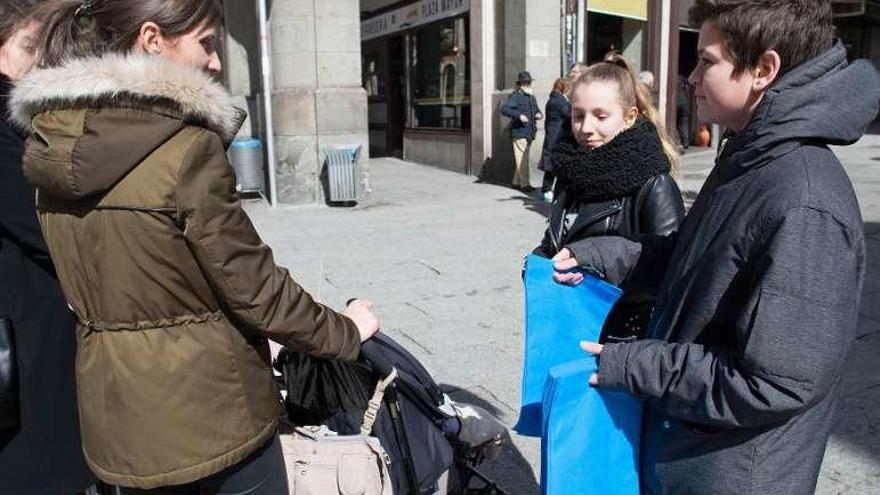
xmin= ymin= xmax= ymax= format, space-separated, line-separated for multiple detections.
xmin=361 ymin=0 xmax=470 ymax=41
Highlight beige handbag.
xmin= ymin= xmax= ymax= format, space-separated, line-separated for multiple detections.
xmin=281 ymin=370 xmax=397 ymax=495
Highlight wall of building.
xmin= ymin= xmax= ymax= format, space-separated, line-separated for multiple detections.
xmin=468 ymin=0 xmax=496 ymax=176
xmin=404 ymin=131 xmax=471 ymax=173
xmin=223 ymin=0 xmax=260 ymax=138
xmin=478 ymin=0 xmax=560 ymax=186
xmin=270 ymin=0 xmax=370 ymax=204
xmin=621 ymin=18 xmax=646 ymax=70
xmin=360 ymin=0 xmax=400 ymax=13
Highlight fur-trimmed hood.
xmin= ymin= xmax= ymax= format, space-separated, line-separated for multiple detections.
xmin=9 ymin=53 xmax=243 ymax=142
xmin=10 ymin=54 xmax=245 ymax=200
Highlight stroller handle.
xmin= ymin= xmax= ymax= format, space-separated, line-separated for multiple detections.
xmin=359 ymin=339 xmax=396 ymax=377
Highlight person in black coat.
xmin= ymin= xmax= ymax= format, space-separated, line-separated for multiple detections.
xmin=538 ymin=78 xmax=571 ymax=202
xmin=534 ymin=53 xmax=685 ymax=343
xmin=0 ymin=3 xmax=95 ymax=492
xmin=676 ymin=74 xmax=691 ymax=149
xmin=501 ymin=71 xmax=543 ymax=191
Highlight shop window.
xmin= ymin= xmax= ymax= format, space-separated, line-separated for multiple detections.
xmin=363 ymin=46 xmax=386 ymax=97
xmin=409 ymin=17 xmax=471 ymax=130
xmin=588 ymin=12 xmax=624 ymax=64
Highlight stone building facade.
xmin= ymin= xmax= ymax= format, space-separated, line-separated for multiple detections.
xmin=223 ymin=0 xmax=880 ymax=205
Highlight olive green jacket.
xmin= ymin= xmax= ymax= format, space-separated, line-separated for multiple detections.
xmin=10 ymin=54 xmax=361 ymax=489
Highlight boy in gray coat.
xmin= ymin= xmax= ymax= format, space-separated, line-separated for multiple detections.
xmin=553 ymin=1 xmax=880 ymax=493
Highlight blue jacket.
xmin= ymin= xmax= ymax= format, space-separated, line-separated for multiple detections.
xmin=501 ymin=89 xmax=541 ymax=140
xmin=539 ymin=91 xmax=571 ymax=170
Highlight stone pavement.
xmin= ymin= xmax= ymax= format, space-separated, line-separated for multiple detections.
xmin=244 ymin=132 xmax=880 ymax=494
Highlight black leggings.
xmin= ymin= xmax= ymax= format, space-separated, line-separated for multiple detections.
xmin=111 ymin=435 xmax=288 ymax=495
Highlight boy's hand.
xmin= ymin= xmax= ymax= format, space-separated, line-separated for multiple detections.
xmin=536 ymin=112 xmax=544 ymax=121
xmin=519 ymin=114 xmax=530 ymax=123
xmin=552 ymin=248 xmax=585 ymax=285
xmin=580 ymin=341 xmax=603 ymax=386
xmin=343 ymin=299 xmax=380 ymax=342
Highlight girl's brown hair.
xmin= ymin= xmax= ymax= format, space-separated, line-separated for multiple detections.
xmin=552 ymin=77 xmax=571 ymax=95
xmin=0 ymin=1 xmax=42 ymax=48
xmin=576 ymin=52 xmax=680 ymax=173
xmin=34 ymin=0 xmax=223 ymax=68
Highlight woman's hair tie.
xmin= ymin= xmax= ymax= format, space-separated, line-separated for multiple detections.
xmin=74 ymin=0 xmax=95 ymax=18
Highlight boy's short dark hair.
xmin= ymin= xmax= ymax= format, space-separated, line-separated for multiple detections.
xmin=689 ymin=0 xmax=835 ymax=76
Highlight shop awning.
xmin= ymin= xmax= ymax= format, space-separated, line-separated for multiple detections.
xmin=587 ymin=0 xmax=648 ymax=21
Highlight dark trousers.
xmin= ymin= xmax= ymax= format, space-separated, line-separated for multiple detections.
xmin=677 ymin=105 xmax=691 ymax=148
xmin=110 ymin=436 xmax=288 ymax=495
xmin=541 ymin=170 xmax=555 ymax=193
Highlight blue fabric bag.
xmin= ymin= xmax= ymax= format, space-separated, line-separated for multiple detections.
xmin=540 ymin=359 xmax=642 ymax=495
xmin=514 ymin=254 xmax=622 ymax=436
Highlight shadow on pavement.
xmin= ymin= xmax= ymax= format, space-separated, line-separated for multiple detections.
xmin=495 ymin=194 xmax=552 ymax=219
xmin=442 ymin=385 xmax=540 ymax=494
xmin=473 ymin=178 xmax=553 ymax=219
xmin=827 ymin=221 xmax=880 ymax=464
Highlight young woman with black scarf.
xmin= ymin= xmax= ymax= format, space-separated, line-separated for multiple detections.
xmin=533 ymin=53 xmax=685 ymax=343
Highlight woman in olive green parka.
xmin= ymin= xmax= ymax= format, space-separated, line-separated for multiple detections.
xmin=10 ymin=0 xmax=380 ymax=491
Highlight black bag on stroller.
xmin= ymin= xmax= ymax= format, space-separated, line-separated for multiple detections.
xmin=277 ymin=333 xmax=507 ymax=495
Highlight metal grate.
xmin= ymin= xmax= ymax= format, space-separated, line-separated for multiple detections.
xmin=324 ymin=145 xmax=361 ymax=202
xmin=228 ymin=139 xmax=265 ymax=194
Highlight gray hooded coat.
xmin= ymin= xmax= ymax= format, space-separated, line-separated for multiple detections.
xmin=568 ymin=42 xmax=880 ymax=494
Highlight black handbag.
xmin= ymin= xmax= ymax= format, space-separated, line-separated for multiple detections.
xmin=0 ymin=317 xmax=18 ymax=429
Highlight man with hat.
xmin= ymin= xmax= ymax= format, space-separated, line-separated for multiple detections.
xmin=501 ymin=70 xmax=543 ymax=191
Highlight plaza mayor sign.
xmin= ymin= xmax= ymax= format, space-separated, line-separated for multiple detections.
xmin=361 ymin=0 xmax=470 ymax=41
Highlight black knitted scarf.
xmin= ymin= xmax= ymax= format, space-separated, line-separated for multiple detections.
xmin=551 ymin=117 xmax=670 ymax=202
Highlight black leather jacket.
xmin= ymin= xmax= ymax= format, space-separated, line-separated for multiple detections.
xmin=533 ymin=171 xmax=685 ymax=343
xmin=534 ymin=171 xmax=684 ymax=257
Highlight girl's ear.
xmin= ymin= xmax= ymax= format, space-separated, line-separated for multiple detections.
xmin=753 ymin=49 xmax=781 ymax=92
xmin=625 ymin=106 xmax=639 ymax=127
xmin=135 ymin=22 xmax=164 ymax=55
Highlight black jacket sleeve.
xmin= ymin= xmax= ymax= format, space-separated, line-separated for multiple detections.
xmin=597 ymin=207 xmax=863 ymax=428
xmin=639 ymin=173 xmax=685 ymax=236
xmin=564 ymin=173 xmax=684 ymax=285
xmin=565 ymin=236 xmax=645 ymax=285
xmin=532 ymin=227 xmax=555 ymax=258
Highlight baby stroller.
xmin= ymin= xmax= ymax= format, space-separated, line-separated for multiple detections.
xmin=276 ymin=333 xmax=508 ymax=495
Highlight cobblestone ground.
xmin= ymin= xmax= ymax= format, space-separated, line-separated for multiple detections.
xmin=245 ymin=133 xmax=880 ymax=494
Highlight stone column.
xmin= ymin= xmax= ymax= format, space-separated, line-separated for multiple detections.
xmin=269 ymin=0 xmax=369 ymax=205
xmin=483 ymin=0 xmax=561 ymax=187
xmin=470 ymin=0 xmax=496 ymax=174
xmin=222 ymin=0 xmax=260 ymax=138
xmin=647 ymin=0 xmax=679 ymax=135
